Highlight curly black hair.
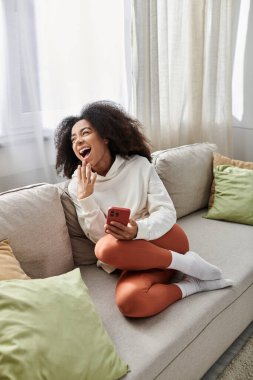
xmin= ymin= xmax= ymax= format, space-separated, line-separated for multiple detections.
xmin=55 ymin=100 xmax=152 ymax=178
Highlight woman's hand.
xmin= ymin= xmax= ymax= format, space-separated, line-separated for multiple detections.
xmin=104 ymin=219 xmax=138 ymax=240
xmin=77 ymin=161 xmax=97 ymax=200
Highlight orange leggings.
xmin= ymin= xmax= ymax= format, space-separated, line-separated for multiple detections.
xmin=95 ymin=224 xmax=189 ymax=318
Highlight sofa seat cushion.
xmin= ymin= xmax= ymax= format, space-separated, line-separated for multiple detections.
xmin=79 ymin=210 xmax=253 ymax=380
xmin=0 ymin=184 xmax=74 ymax=278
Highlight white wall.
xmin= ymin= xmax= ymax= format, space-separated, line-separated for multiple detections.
xmin=232 ymin=126 xmax=253 ymax=161
xmin=0 ymin=137 xmax=61 ymax=192
xmin=232 ymin=0 xmax=253 ymax=161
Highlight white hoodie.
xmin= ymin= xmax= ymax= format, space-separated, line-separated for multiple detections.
xmin=68 ymin=155 xmax=177 ymax=245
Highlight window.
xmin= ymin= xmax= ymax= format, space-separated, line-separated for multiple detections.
xmin=0 ymin=0 xmax=131 ymax=141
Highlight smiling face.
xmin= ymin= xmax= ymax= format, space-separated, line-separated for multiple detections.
xmin=71 ymin=119 xmax=113 ymax=176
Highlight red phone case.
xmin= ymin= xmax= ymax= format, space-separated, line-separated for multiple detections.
xmin=107 ymin=207 xmax=130 ymax=226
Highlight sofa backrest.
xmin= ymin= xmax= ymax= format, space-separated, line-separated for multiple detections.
xmin=152 ymin=142 xmax=217 ymax=218
xmin=0 ymin=184 xmax=74 ymax=278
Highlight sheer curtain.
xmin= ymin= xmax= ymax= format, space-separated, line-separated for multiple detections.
xmin=0 ymin=0 xmax=131 ymax=191
xmin=132 ymin=0 xmax=234 ymax=154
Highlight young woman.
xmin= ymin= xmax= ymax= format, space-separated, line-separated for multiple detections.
xmin=55 ymin=100 xmax=232 ymax=318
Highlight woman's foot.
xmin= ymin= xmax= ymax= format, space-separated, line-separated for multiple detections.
xmin=168 ymin=250 xmax=223 ymax=280
xmin=176 ymin=275 xmax=233 ymax=298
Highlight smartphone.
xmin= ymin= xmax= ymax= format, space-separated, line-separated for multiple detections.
xmin=106 ymin=207 xmax=131 ymax=226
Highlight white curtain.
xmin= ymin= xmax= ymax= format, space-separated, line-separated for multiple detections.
xmin=132 ymin=0 xmax=234 ymax=154
xmin=0 ymin=0 xmax=130 ymax=191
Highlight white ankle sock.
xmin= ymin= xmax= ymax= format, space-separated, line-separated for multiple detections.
xmin=176 ymin=275 xmax=233 ymax=298
xmin=168 ymin=251 xmax=223 ymax=280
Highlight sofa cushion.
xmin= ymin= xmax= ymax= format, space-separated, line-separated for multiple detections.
xmin=208 ymin=152 xmax=253 ymax=208
xmin=152 ymin=142 xmax=217 ymax=218
xmin=0 ymin=239 xmax=30 ymax=280
xmin=56 ymin=181 xmax=96 ymax=265
xmin=205 ymin=165 xmax=253 ymax=225
xmin=0 ymin=184 xmax=74 ymax=278
xmin=0 ymin=268 xmax=129 ymax=380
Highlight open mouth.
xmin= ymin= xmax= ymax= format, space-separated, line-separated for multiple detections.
xmin=79 ymin=147 xmax=91 ymax=158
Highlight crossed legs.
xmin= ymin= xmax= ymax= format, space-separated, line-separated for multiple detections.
xmin=95 ymin=224 xmax=232 ymax=318
xmin=95 ymin=224 xmax=189 ymax=317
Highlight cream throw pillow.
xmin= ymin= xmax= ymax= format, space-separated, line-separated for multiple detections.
xmin=0 ymin=239 xmax=30 ymax=280
xmin=152 ymin=143 xmax=217 ymax=218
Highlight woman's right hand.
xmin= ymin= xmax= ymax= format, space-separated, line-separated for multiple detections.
xmin=77 ymin=161 xmax=97 ymax=200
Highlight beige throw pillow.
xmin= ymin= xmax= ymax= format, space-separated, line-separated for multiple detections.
xmin=208 ymin=153 xmax=253 ymax=208
xmin=0 ymin=239 xmax=30 ymax=280
xmin=152 ymin=143 xmax=217 ymax=218
xmin=56 ymin=182 xmax=96 ymax=266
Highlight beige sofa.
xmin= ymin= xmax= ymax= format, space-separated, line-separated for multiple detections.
xmin=0 ymin=143 xmax=252 ymax=380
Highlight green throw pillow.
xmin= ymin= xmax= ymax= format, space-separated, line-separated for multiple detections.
xmin=0 ymin=268 xmax=129 ymax=380
xmin=205 ymin=165 xmax=253 ymax=225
